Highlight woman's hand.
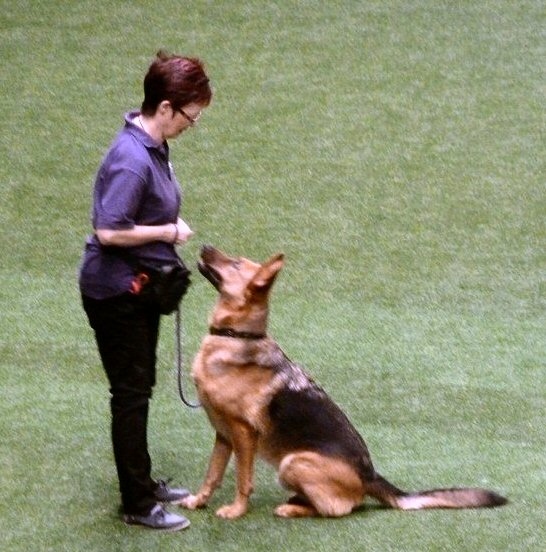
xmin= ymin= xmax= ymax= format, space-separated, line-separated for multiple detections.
xmin=173 ymin=217 xmax=194 ymax=245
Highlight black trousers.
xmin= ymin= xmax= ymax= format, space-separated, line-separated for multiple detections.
xmin=82 ymin=293 xmax=161 ymax=515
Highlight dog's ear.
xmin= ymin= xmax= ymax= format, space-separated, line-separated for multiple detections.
xmin=249 ymin=253 xmax=285 ymax=293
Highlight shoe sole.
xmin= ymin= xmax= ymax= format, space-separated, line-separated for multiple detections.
xmin=123 ymin=516 xmax=191 ymax=532
xmin=164 ymin=494 xmax=190 ymax=506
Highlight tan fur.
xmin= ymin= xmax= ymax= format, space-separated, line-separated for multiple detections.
xmin=276 ymin=452 xmax=365 ymax=517
xmin=180 ymin=246 xmax=507 ymax=519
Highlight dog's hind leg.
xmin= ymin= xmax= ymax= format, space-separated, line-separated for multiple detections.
xmin=275 ymin=452 xmax=364 ymax=518
xmin=275 ymin=493 xmax=317 ymax=518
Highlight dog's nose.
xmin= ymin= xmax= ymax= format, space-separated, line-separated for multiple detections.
xmin=201 ymin=244 xmax=215 ymax=255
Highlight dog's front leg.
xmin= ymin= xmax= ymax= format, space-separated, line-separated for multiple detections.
xmin=215 ymin=422 xmax=258 ymax=519
xmin=181 ymin=432 xmax=232 ymax=510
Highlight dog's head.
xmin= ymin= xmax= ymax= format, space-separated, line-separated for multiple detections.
xmin=198 ymin=245 xmax=284 ymax=333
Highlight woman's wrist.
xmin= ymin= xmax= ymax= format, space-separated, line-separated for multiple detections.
xmin=172 ymin=223 xmax=179 ymax=244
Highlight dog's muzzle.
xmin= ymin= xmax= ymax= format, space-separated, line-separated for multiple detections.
xmin=198 ymin=260 xmax=221 ymax=290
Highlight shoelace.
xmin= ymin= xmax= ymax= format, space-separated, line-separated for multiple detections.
xmin=156 ymin=478 xmax=172 ymax=493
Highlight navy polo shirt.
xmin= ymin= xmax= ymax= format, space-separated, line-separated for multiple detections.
xmin=79 ymin=111 xmax=182 ymax=299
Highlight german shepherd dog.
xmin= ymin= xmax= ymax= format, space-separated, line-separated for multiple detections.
xmin=180 ymin=245 xmax=507 ymax=519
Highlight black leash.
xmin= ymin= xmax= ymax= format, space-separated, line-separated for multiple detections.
xmin=174 ymin=307 xmax=201 ymax=409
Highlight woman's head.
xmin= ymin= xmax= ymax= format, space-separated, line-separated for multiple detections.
xmin=141 ymin=51 xmax=212 ymax=116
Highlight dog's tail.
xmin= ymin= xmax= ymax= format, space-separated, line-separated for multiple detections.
xmin=366 ymin=473 xmax=507 ymax=510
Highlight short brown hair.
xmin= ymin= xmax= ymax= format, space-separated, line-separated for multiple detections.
xmin=141 ymin=50 xmax=212 ymax=115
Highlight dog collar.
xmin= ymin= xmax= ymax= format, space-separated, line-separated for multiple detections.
xmin=209 ymin=327 xmax=266 ymax=340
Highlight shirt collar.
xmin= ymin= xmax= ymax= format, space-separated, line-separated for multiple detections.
xmin=124 ymin=110 xmax=168 ymax=156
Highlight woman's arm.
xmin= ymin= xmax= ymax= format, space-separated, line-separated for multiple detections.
xmin=96 ymin=217 xmax=193 ymax=247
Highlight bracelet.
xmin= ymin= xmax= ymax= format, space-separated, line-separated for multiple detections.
xmin=172 ymin=223 xmax=179 ymax=244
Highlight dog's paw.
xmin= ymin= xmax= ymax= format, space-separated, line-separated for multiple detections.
xmin=275 ymin=503 xmax=317 ymax=518
xmin=179 ymin=494 xmax=206 ymax=510
xmin=215 ymin=502 xmax=247 ymax=519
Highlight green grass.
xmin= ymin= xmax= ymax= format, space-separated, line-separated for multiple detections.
xmin=1 ymin=0 xmax=544 ymax=550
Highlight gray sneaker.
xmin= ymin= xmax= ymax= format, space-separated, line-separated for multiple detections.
xmin=123 ymin=504 xmax=190 ymax=531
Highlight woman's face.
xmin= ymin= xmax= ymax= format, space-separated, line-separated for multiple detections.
xmin=163 ymin=101 xmax=204 ymax=139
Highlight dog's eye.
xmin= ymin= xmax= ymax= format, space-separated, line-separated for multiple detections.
xmin=232 ymin=260 xmax=242 ymax=270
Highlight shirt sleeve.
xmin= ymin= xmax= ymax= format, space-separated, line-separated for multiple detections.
xmin=93 ymin=155 xmax=147 ymax=230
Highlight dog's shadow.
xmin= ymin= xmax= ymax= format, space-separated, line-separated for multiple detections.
xmin=352 ymin=502 xmax=391 ymax=516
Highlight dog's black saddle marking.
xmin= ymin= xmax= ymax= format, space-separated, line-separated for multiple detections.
xmin=268 ymin=374 xmax=376 ymax=482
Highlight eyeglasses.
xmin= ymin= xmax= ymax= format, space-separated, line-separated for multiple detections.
xmin=178 ymin=108 xmax=201 ymax=127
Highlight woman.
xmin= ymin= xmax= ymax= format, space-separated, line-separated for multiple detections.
xmin=79 ymin=51 xmax=212 ymax=531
